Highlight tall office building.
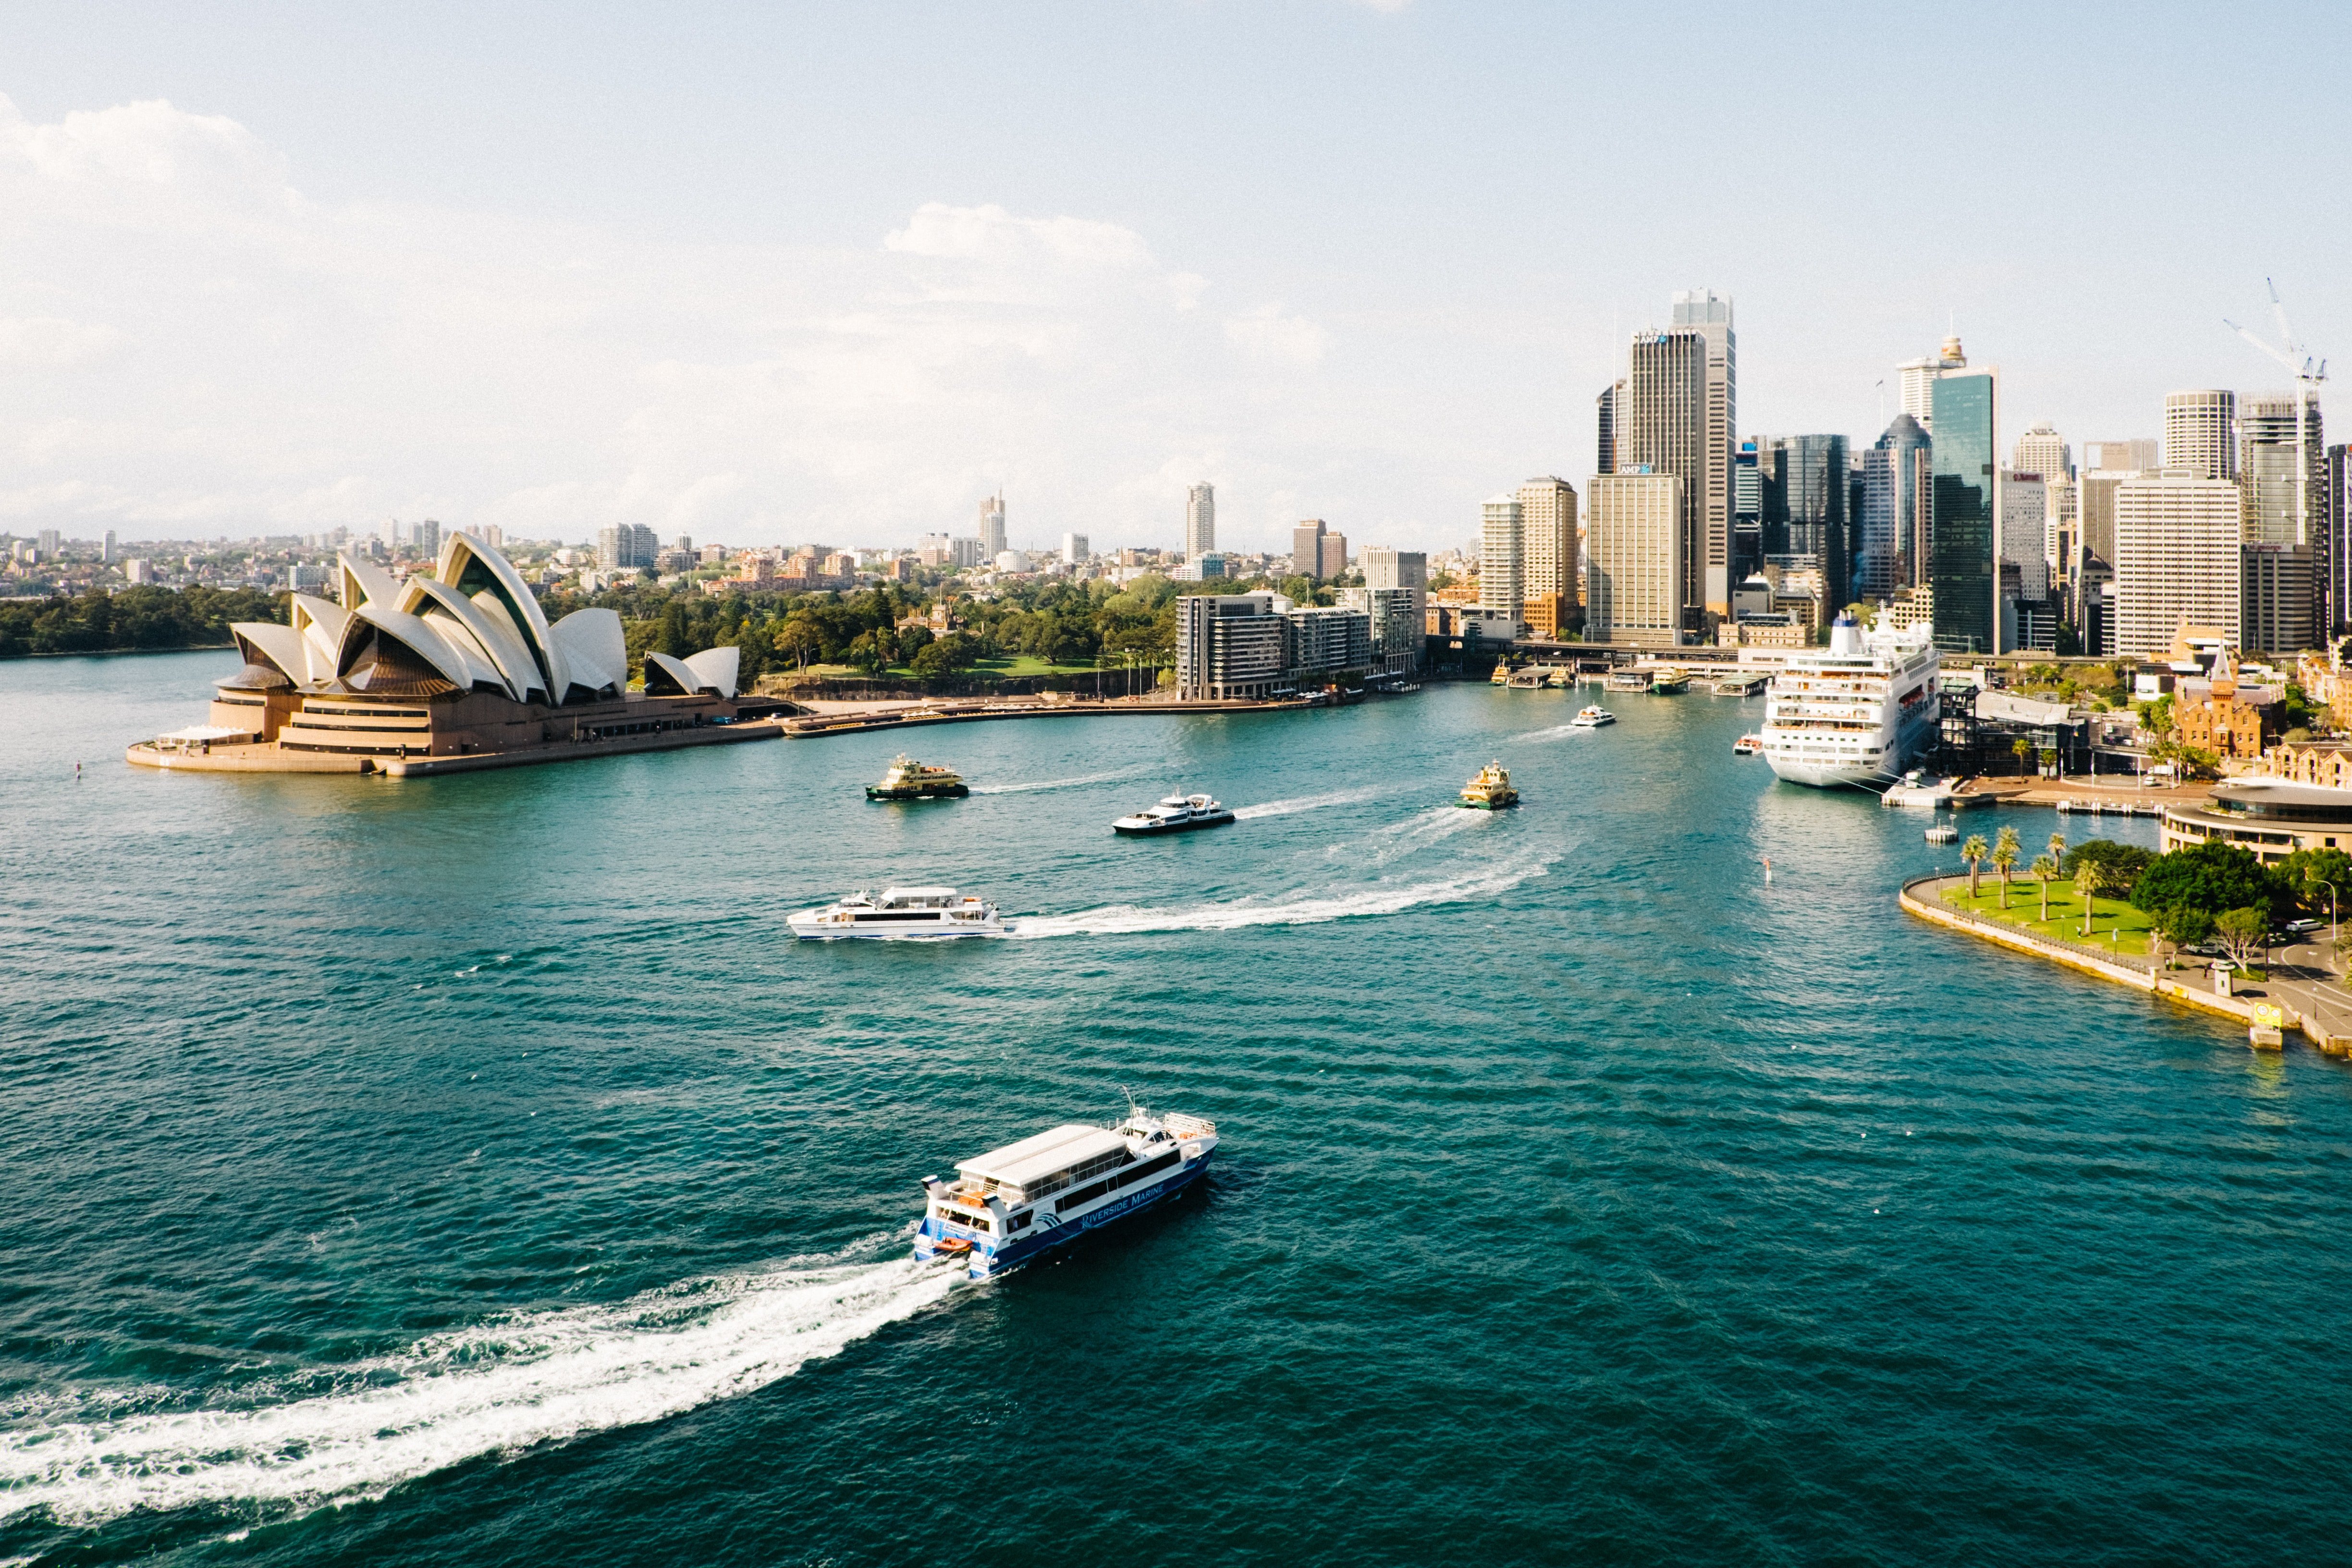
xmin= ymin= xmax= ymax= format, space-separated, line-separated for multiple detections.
xmin=1584 ymin=473 xmax=1684 ymax=648
xmin=1516 ymin=477 xmax=1578 ymax=637
xmin=1859 ymin=415 xmax=1931 ymax=597
xmin=1670 ymin=289 xmax=1736 ymax=612
xmin=2163 ymin=391 xmax=2238 ymax=480
xmin=2332 ymin=444 xmax=2352 ymax=634
xmin=2112 ymin=475 xmax=2242 ymax=657
xmin=1480 ymin=494 xmax=1524 ymax=629
xmin=1929 ymin=355 xmax=2001 ymax=653
xmin=1361 ymin=547 xmax=1428 ymax=659
xmin=1062 ymin=533 xmax=1090 ymax=566
xmin=1998 ymin=471 xmax=2050 ymax=600
xmin=1624 ymin=327 xmax=1709 ymax=626
xmin=2243 ymin=542 xmax=2315 ymax=655
xmin=1733 ymin=441 xmax=1764 ymax=578
xmin=1595 ymin=380 xmax=1626 ymax=477
xmin=101 ymin=529 xmax=116 ymax=564
xmin=2085 ymin=439 xmax=2159 ymax=473
xmin=2014 ymin=422 xmax=2071 ymax=483
xmin=2240 ymin=391 xmax=2325 ymax=545
xmin=1319 ymin=531 xmax=1348 ymax=578
xmin=978 ymin=495 xmax=1007 ymax=560
xmin=1898 ymin=336 xmax=1966 ymax=428
xmin=1779 ymin=435 xmax=1850 ymax=598
xmin=1292 ymin=519 xmax=1329 ymax=577
xmin=1185 ymin=482 xmax=1215 ymax=560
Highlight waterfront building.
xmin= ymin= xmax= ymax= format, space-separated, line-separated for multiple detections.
xmin=979 ymin=495 xmax=1007 ymax=561
xmin=1292 ymin=519 xmax=1329 ymax=578
xmin=1176 ymin=592 xmax=1288 ymax=700
xmin=1336 ymin=586 xmax=1419 ymax=674
xmin=2014 ymin=422 xmax=2071 ymax=484
xmin=1480 ymin=493 xmax=1525 ymax=632
xmin=1929 ymin=355 xmax=2001 ymax=654
xmin=1585 ymin=472 xmax=1683 ymax=648
xmin=2164 ymin=391 xmax=2237 ymax=480
xmin=2161 ymin=778 xmax=2352 ymax=865
xmin=1671 ymin=289 xmax=1737 ymax=612
xmin=1860 ymin=415 xmax=1931 ymax=597
xmin=1285 ymin=604 xmax=1374 ymax=677
xmin=1185 ymin=482 xmax=1215 ymax=560
xmin=2111 ymin=473 xmax=2242 ymax=657
xmin=1624 ymin=326 xmax=1709 ymax=627
xmin=1517 ymin=477 xmax=1578 ymax=637
xmin=130 ymin=533 xmax=765 ymax=775
xmin=1361 ymin=547 xmax=1427 ymax=667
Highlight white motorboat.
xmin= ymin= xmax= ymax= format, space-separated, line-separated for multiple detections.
xmin=1113 ymin=793 xmax=1236 ymax=834
xmin=915 ymin=1101 xmax=1221 ymax=1279
xmin=1569 ymin=706 xmax=1616 ymax=729
xmin=1760 ymin=611 xmax=1941 ymax=788
xmin=786 ymin=886 xmax=1006 ymax=939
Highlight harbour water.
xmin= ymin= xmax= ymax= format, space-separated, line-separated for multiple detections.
xmin=5 ymin=651 xmax=2350 ymax=1565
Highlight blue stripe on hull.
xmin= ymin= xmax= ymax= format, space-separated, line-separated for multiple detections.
xmin=914 ymin=1155 xmax=1213 ymax=1277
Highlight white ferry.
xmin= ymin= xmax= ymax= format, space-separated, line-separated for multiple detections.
xmin=785 ymin=886 xmax=1006 ymax=939
xmin=1113 ymin=793 xmax=1236 ymax=834
xmin=1759 ymin=611 xmax=1940 ymax=788
xmin=915 ymin=1102 xmax=1220 ymax=1279
xmin=1569 ymin=705 xmax=1616 ymax=729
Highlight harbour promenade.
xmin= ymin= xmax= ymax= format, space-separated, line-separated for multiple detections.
xmin=1901 ymin=873 xmax=2352 ymax=1056
xmin=780 ymin=688 xmax=1335 ymax=737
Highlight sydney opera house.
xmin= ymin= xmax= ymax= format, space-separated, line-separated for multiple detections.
xmin=127 ymin=531 xmax=782 ymax=775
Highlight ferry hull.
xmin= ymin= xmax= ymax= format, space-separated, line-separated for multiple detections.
xmin=866 ymin=784 xmax=968 ymax=799
xmin=915 ymin=1155 xmax=1213 ymax=1279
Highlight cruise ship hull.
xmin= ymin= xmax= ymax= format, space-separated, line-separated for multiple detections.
xmin=1756 ymin=616 xmax=1942 ymax=791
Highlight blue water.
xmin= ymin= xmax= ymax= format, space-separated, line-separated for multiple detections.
xmin=4 ymin=652 xmax=2349 ymax=1566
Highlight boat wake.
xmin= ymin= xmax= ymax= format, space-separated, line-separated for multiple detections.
xmin=1007 ymin=860 xmax=1551 ymax=938
xmin=968 ymin=770 xmax=1136 ymax=796
xmin=1507 ymin=723 xmax=1592 ymax=744
xmin=0 ymin=1244 xmax=956 ymax=1531
xmin=1232 ymin=786 xmax=1385 ymax=820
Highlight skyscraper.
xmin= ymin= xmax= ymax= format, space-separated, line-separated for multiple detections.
xmin=2113 ymin=475 xmax=2242 ymax=657
xmin=1585 ymin=473 xmax=1684 ymax=648
xmin=1595 ymin=380 xmax=1626 ymax=477
xmin=1898 ymin=337 xmax=1966 ymax=428
xmin=1291 ymin=519 xmax=1328 ymax=578
xmin=1779 ymin=435 xmax=1850 ymax=597
xmin=2085 ymin=439 xmax=2159 ymax=473
xmin=1185 ymin=482 xmax=1215 ymax=560
xmin=2014 ymin=422 xmax=2071 ymax=482
xmin=1516 ymin=477 xmax=1578 ymax=637
xmin=1480 ymin=494 xmax=1524 ymax=629
xmin=1624 ymin=327 xmax=1708 ymax=628
xmin=1319 ymin=531 xmax=1348 ymax=578
xmin=2163 ymin=391 xmax=2237 ymax=480
xmin=1670 ymin=289 xmax=1737 ymax=612
xmin=1361 ymin=547 xmax=1427 ymax=654
xmin=2240 ymin=391 xmax=2325 ymax=545
xmin=1929 ymin=355 xmax=2001 ymax=654
xmin=1062 ymin=533 xmax=1090 ymax=566
xmin=1999 ymin=471 xmax=2050 ymax=600
xmin=1859 ymin=415 xmax=1931 ymax=597
xmin=979 ymin=494 xmax=1007 ymax=559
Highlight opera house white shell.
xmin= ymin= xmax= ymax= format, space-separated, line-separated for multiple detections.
xmin=128 ymin=532 xmax=775 ymax=776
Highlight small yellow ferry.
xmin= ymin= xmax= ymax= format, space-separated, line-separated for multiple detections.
xmin=1457 ymin=760 xmax=1519 ymax=810
xmin=866 ymin=756 xmax=969 ymax=800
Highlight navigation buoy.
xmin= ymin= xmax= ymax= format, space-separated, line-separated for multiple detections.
xmin=1762 ymin=856 xmax=1773 ymax=884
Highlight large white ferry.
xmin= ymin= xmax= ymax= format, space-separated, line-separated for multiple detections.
xmin=785 ymin=886 xmax=1005 ymax=938
xmin=916 ymin=1103 xmax=1219 ymax=1279
xmin=1759 ymin=611 xmax=1941 ymax=789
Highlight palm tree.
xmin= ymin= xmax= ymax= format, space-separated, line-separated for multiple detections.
xmin=1991 ymin=826 xmax=2021 ymax=908
xmin=1962 ymin=833 xmax=1989 ymax=898
xmin=2048 ymin=831 xmax=2068 ymax=875
xmin=2076 ymin=858 xmax=2104 ymax=938
xmin=2032 ymin=854 xmax=2058 ymax=921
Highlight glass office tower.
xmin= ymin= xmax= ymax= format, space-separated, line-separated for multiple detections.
xmin=1930 ymin=369 xmax=1999 ymax=653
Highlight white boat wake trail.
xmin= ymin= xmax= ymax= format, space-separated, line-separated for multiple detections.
xmin=1008 ymin=858 xmax=1552 ymax=938
xmin=0 ymin=1246 xmax=956 ymax=1529
xmin=1232 ymin=786 xmax=1385 ymax=820
xmin=968 ymin=770 xmax=1136 ymax=795
xmin=1508 ymin=723 xmax=1591 ymax=744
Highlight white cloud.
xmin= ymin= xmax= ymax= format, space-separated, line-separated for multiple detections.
xmin=1224 ymin=303 xmax=1329 ymax=367
xmin=884 ymin=201 xmax=1155 ymax=271
xmin=0 ymin=316 xmax=125 ymax=368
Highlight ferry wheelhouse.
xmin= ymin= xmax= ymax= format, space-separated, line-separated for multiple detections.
xmin=1759 ymin=612 xmax=1940 ymax=788
xmin=785 ymin=886 xmax=1005 ymax=938
xmin=916 ymin=1106 xmax=1220 ymax=1279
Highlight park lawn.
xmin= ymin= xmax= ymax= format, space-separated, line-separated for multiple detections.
xmin=1942 ymin=877 xmax=2155 ymax=956
xmin=970 ymin=655 xmax=1108 ymax=677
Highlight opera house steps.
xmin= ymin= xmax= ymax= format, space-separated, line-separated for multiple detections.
xmin=125 ymin=533 xmax=786 ymax=777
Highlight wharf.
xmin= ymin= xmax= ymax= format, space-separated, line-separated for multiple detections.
xmin=1940 ymin=777 xmax=2215 ymax=814
xmin=1899 ymin=873 xmax=2352 ymax=1056
xmin=782 ymin=692 xmax=1323 ymax=738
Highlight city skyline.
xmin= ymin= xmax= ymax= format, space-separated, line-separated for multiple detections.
xmin=1 ymin=5 xmax=2346 ymax=555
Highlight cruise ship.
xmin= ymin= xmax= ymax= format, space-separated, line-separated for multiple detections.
xmin=1759 ymin=612 xmax=1941 ymax=788
xmin=915 ymin=1103 xmax=1220 ymax=1279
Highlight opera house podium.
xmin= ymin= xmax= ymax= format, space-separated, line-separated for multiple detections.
xmin=127 ymin=533 xmax=781 ymax=776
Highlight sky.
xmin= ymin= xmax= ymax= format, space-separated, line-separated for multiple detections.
xmin=1 ymin=0 xmax=2347 ymax=555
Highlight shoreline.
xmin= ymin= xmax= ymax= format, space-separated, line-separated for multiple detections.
xmin=1899 ymin=873 xmax=2350 ymax=1056
xmin=1 ymin=642 xmax=239 ymax=661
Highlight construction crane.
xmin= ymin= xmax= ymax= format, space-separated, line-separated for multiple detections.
xmin=2224 ymin=278 xmax=2328 ymax=551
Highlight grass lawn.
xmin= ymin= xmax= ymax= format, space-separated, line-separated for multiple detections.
xmin=970 ymin=655 xmax=1115 ymax=677
xmin=1942 ymin=877 xmax=2155 ymax=956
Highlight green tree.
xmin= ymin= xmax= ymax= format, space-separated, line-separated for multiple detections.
xmin=2128 ymin=840 xmax=2290 ymax=921
xmin=2277 ymin=847 xmax=2352 ymax=925
xmin=656 ymin=599 xmax=694 ymax=659
xmin=1991 ymin=826 xmax=2021 ymax=908
xmin=2076 ymin=858 xmax=2106 ymax=938
xmin=2032 ymin=854 xmax=2059 ymax=920
xmin=1961 ymin=833 xmax=1989 ymax=898
xmin=2150 ymin=905 xmax=2215 ymax=971
xmin=2214 ymin=906 xmax=2271 ymax=973
xmin=2062 ymin=839 xmax=2154 ymax=894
